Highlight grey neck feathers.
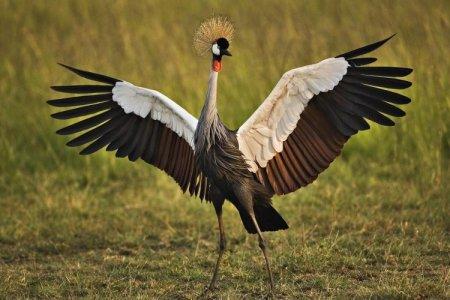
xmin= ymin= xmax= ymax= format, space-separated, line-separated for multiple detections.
xmin=195 ymin=70 xmax=227 ymax=151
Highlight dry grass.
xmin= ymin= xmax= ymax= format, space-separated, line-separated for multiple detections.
xmin=0 ymin=0 xmax=448 ymax=298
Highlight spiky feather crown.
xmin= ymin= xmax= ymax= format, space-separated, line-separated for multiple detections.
xmin=193 ymin=16 xmax=234 ymax=56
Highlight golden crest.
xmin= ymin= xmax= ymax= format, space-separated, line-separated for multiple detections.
xmin=193 ymin=16 xmax=234 ymax=56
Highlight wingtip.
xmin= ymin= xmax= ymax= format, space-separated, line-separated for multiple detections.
xmin=55 ymin=63 xmax=120 ymax=85
xmin=386 ymin=117 xmax=396 ymax=126
xmin=66 ymin=140 xmax=78 ymax=147
xmin=337 ymin=33 xmax=399 ymax=59
xmin=380 ymin=33 xmax=396 ymax=45
xmin=79 ymin=149 xmax=90 ymax=155
xmin=57 ymin=62 xmax=74 ymax=70
xmin=50 ymin=112 xmax=62 ymax=119
xmin=55 ymin=128 xmax=67 ymax=135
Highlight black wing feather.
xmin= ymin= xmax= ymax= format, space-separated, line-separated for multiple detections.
xmin=47 ymin=93 xmax=113 ymax=107
xmin=348 ymin=66 xmax=413 ymax=77
xmin=56 ymin=106 xmax=122 ymax=135
xmin=79 ymin=114 xmax=131 ymax=155
xmin=129 ymin=120 xmax=154 ymax=161
xmin=336 ymin=34 xmax=395 ymax=59
xmin=58 ymin=63 xmax=120 ymax=85
xmin=106 ymin=115 xmax=138 ymax=151
xmin=51 ymin=101 xmax=115 ymax=120
xmin=67 ymin=116 xmax=124 ymax=147
xmin=340 ymin=82 xmax=411 ymax=104
xmin=337 ymin=87 xmax=406 ymax=117
xmin=51 ymin=85 xmax=113 ymax=94
xmin=343 ymin=74 xmax=412 ymax=89
xmin=116 ymin=118 xmax=142 ymax=157
xmin=347 ymin=57 xmax=377 ymax=66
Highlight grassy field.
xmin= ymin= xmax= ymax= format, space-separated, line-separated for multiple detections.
xmin=0 ymin=0 xmax=449 ymax=298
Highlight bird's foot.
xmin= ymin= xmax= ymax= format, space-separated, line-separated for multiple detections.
xmin=199 ymin=289 xmax=214 ymax=299
xmin=199 ymin=284 xmax=217 ymax=299
xmin=267 ymin=282 xmax=275 ymax=299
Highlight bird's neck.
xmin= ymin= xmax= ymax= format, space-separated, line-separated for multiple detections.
xmin=195 ymin=70 xmax=226 ymax=151
xmin=212 ymin=57 xmax=222 ymax=72
xmin=202 ymin=70 xmax=219 ymax=119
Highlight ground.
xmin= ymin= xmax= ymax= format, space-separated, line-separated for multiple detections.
xmin=0 ymin=0 xmax=448 ymax=298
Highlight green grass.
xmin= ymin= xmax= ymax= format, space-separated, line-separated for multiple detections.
xmin=0 ymin=0 xmax=449 ymax=298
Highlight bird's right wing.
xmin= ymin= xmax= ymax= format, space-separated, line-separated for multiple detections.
xmin=48 ymin=64 xmax=209 ymax=199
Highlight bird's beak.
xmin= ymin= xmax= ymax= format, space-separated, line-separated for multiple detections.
xmin=222 ymin=49 xmax=232 ymax=56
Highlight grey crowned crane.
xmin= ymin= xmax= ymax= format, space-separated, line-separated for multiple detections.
xmin=48 ymin=17 xmax=412 ymax=295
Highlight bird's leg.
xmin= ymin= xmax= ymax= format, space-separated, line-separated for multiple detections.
xmin=249 ymin=213 xmax=275 ymax=296
xmin=207 ymin=202 xmax=226 ymax=290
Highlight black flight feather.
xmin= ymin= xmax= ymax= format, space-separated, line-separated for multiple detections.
xmin=347 ymin=57 xmax=377 ymax=66
xmin=51 ymin=85 xmax=113 ymax=94
xmin=47 ymin=93 xmax=113 ymax=107
xmin=66 ymin=117 xmax=123 ymax=147
xmin=315 ymin=95 xmax=356 ymax=136
xmin=116 ymin=118 xmax=142 ymax=158
xmin=348 ymin=66 xmax=413 ymax=77
xmin=56 ymin=106 xmax=122 ymax=135
xmin=129 ymin=119 xmax=154 ymax=161
xmin=337 ymin=87 xmax=406 ymax=117
xmin=79 ymin=115 xmax=131 ymax=155
xmin=122 ymin=119 xmax=148 ymax=160
xmin=352 ymin=102 xmax=395 ymax=126
xmin=58 ymin=63 xmax=120 ymax=85
xmin=340 ymin=82 xmax=411 ymax=104
xmin=336 ymin=34 xmax=396 ymax=59
xmin=51 ymin=101 xmax=115 ymax=120
xmin=106 ymin=116 xmax=137 ymax=151
xmin=343 ymin=74 xmax=412 ymax=89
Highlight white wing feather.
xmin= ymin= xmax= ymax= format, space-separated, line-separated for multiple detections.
xmin=112 ymin=81 xmax=198 ymax=149
xmin=237 ymin=57 xmax=349 ymax=171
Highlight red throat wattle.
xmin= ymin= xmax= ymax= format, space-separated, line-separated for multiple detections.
xmin=212 ymin=59 xmax=222 ymax=72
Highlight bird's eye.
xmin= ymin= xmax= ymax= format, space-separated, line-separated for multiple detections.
xmin=212 ymin=43 xmax=220 ymax=56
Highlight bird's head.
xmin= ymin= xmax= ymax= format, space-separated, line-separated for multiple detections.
xmin=194 ymin=16 xmax=234 ymax=72
xmin=211 ymin=38 xmax=232 ymax=71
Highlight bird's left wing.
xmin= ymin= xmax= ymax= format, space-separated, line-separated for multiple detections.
xmin=48 ymin=64 xmax=209 ymax=199
xmin=237 ymin=36 xmax=412 ymax=195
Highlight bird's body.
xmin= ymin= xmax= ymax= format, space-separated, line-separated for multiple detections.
xmin=47 ymin=16 xmax=412 ymax=296
xmin=194 ymin=70 xmax=288 ymax=234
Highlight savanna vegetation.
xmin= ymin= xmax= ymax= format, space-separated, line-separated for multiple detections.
xmin=0 ymin=0 xmax=448 ymax=298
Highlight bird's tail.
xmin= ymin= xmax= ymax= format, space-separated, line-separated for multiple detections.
xmin=238 ymin=202 xmax=289 ymax=234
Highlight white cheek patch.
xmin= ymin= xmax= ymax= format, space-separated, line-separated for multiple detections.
xmin=212 ymin=44 xmax=220 ymax=56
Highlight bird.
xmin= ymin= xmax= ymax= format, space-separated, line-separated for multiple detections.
xmin=47 ymin=16 xmax=412 ymax=296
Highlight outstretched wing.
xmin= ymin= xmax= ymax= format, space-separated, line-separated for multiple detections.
xmin=48 ymin=64 xmax=209 ymax=199
xmin=237 ymin=35 xmax=412 ymax=195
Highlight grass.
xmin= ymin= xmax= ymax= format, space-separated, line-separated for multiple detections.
xmin=0 ymin=0 xmax=449 ymax=298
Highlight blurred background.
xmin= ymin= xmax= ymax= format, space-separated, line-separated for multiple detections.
xmin=0 ymin=0 xmax=448 ymax=298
